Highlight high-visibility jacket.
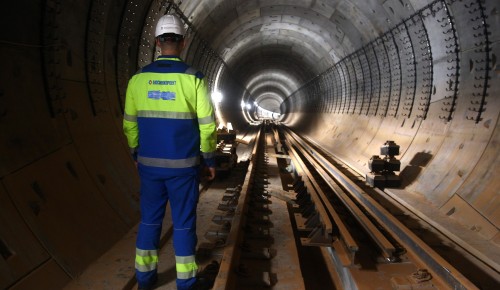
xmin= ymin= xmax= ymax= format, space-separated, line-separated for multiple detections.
xmin=123 ymin=55 xmax=216 ymax=172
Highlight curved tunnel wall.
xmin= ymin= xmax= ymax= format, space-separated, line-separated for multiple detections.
xmin=0 ymin=1 xmax=246 ymax=288
xmin=0 ymin=0 xmax=499 ymax=289
xmin=282 ymin=0 xmax=500 ymax=246
xmin=1 ymin=1 xmax=144 ymax=288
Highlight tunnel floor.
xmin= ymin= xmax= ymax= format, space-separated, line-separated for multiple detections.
xmin=45 ymin=126 xmax=499 ymax=290
xmin=62 ymin=132 xmax=331 ymax=290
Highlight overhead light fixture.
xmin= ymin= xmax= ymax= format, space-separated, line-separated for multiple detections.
xmin=212 ymin=91 xmax=223 ymax=103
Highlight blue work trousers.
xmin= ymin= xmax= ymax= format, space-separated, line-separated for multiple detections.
xmin=135 ymin=168 xmax=199 ymax=290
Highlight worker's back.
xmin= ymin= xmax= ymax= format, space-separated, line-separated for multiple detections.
xmin=124 ymin=55 xmax=216 ymax=175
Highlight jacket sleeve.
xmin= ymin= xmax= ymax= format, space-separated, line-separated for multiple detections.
xmin=196 ymin=75 xmax=217 ymax=167
xmin=123 ymin=77 xmax=139 ymax=159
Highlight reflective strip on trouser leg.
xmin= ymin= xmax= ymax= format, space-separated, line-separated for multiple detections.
xmin=135 ymin=174 xmax=169 ymax=287
xmin=175 ymin=255 xmax=198 ymax=279
xmin=136 ymin=248 xmax=159 ymax=272
xmin=166 ymin=174 xmax=200 ymax=290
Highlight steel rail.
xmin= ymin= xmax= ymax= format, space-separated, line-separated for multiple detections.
xmin=285 ymin=129 xmax=395 ymax=260
xmin=282 ymin=129 xmax=360 ymax=266
xmin=303 ymin=133 xmax=500 ymax=275
xmin=284 ymin=132 xmax=334 ymax=239
xmin=285 ymin=128 xmax=478 ymax=290
xmin=212 ymin=127 xmax=263 ymax=290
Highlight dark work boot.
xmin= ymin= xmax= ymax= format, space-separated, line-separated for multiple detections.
xmin=191 ymin=261 xmax=220 ymax=290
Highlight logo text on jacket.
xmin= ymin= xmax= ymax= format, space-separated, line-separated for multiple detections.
xmin=148 ymin=91 xmax=176 ymax=101
xmin=149 ymin=80 xmax=176 ymax=85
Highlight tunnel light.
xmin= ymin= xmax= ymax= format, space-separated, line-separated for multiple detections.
xmin=227 ymin=122 xmax=233 ymax=131
xmin=241 ymin=100 xmax=252 ymax=110
xmin=212 ymin=91 xmax=223 ymax=103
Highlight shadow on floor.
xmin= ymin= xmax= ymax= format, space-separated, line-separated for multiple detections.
xmin=156 ymin=266 xmax=177 ymax=288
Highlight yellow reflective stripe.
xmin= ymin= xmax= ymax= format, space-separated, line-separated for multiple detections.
xmin=138 ymin=110 xmax=196 ymax=119
xmin=176 ymin=262 xmax=198 ymax=274
xmin=124 ymin=113 xmax=137 ymax=122
xmin=175 ymin=255 xmax=198 ymax=279
xmin=135 ymin=250 xmax=159 ymax=272
xmin=198 ymin=115 xmax=215 ymax=124
xmin=135 ymin=254 xmax=158 ymax=266
xmin=176 ymin=262 xmax=198 ymax=272
xmin=138 ymin=156 xmax=199 ymax=168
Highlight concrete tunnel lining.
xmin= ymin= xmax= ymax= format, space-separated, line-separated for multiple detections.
xmin=0 ymin=0 xmax=499 ymax=288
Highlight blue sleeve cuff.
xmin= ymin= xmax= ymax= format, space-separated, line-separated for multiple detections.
xmin=204 ymin=157 xmax=216 ymax=168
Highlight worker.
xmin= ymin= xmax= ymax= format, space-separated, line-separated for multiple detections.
xmin=123 ymin=13 xmax=217 ymax=290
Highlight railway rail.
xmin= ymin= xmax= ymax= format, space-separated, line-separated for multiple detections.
xmin=200 ymin=123 xmax=485 ymax=290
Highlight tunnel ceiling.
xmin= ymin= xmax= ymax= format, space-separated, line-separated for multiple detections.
xmin=177 ymin=0 xmax=411 ymax=114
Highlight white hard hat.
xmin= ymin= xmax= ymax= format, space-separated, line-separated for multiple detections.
xmin=155 ymin=14 xmax=185 ymax=37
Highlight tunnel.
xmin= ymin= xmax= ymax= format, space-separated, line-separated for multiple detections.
xmin=0 ymin=0 xmax=499 ymax=289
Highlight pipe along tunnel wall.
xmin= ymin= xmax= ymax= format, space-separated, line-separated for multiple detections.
xmin=0 ymin=0 xmax=499 ymax=288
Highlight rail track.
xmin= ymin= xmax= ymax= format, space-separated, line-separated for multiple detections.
xmin=202 ymin=123 xmax=485 ymax=290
